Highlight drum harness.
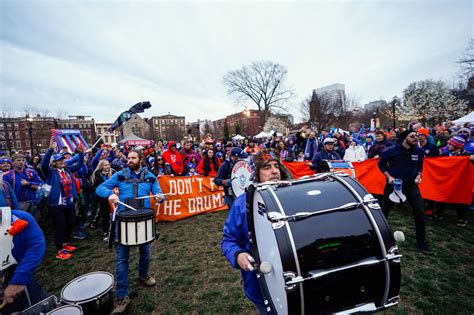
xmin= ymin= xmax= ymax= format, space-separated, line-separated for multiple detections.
xmin=118 ymin=168 xmax=155 ymax=209
xmin=107 ymin=168 xmax=156 ymax=249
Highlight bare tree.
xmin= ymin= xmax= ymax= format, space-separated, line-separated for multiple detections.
xmin=299 ymin=91 xmax=337 ymax=133
xmin=167 ymin=125 xmax=184 ymax=142
xmin=223 ymin=60 xmax=294 ymax=127
xmin=458 ymin=38 xmax=474 ymax=80
xmin=0 ymin=107 xmax=15 ymax=156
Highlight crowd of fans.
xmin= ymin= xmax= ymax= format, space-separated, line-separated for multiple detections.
xmin=0 ymin=121 xmax=472 ymax=260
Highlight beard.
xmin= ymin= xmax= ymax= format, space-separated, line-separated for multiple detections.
xmin=128 ymin=161 xmax=141 ymax=171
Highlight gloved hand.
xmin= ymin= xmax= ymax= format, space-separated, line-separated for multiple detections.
xmin=226 ymin=179 xmax=232 ymax=187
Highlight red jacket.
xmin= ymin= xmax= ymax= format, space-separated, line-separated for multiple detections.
xmin=197 ymin=158 xmax=221 ymax=177
xmin=161 ymin=141 xmax=184 ymax=174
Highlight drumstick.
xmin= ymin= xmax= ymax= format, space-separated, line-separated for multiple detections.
xmin=117 ymin=200 xmax=138 ymax=211
xmin=0 ymin=299 xmax=7 ymax=310
xmin=134 ymin=193 xmax=169 ymax=200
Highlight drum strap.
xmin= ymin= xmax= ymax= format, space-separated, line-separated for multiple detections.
xmin=123 ymin=168 xmax=146 ymax=208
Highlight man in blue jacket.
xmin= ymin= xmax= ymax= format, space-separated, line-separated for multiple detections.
xmin=96 ymin=149 xmax=164 ymax=314
xmin=1 ymin=208 xmax=46 ymax=314
xmin=378 ymin=129 xmax=431 ymax=255
xmin=214 ymin=147 xmax=245 ymax=209
xmin=3 ymin=154 xmax=43 ymax=221
xmin=221 ymin=149 xmax=292 ymax=314
xmin=307 ymin=137 xmax=341 ymax=172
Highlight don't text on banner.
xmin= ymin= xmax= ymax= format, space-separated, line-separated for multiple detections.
xmin=150 ymin=176 xmax=226 ymax=221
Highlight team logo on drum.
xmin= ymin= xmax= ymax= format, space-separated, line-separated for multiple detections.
xmin=239 ymin=174 xmax=247 ymax=186
xmin=257 ymin=202 xmax=267 ymax=216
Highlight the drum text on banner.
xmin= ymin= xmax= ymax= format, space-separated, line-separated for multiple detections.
xmin=150 ymin=175 xmax=227 ymax=221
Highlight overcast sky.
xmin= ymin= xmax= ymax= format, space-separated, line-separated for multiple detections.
xmin=1 ymin=0 xmax=472 ymax=124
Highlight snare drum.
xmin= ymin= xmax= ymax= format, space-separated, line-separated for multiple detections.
xmin=47 ymin=305 xmax=83 ymax=314
xmin=247 ymin=174 xmax=401 ymax=314
xmin=231 ymin=159 xmax=254 ymax=197
xmin=61 ymin=271 xmax=114 ymax=315
xmin=321 ymin=160 xmax=356 ymax=178
xmin=117 ymin=208 xmax=156 ymax=246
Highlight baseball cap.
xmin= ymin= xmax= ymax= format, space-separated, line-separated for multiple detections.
xmin=52 ymin=154 xmax=65 ymax=161
xmin=230 ymin=147 xmax=242 ymax=157
xmin=323 ymin=138 xmax=335 ymax=144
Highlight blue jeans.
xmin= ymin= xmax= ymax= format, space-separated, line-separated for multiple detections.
xmin=224 ymin=195 xmax=235 ymax=209
xmin=115 ymin=243 xmax=151 ymax=298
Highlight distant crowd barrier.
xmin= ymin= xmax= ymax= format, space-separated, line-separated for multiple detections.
xmin=151 ymin=156 xmax=473 ymax=222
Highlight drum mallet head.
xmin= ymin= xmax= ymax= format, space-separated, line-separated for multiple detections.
xmin=394 ymin=231 xmax=405 ymax=243
xmin=259 ymin=262 xmax=273 ymax=274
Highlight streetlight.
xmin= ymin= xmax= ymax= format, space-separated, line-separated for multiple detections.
xmin=391 ymin=96 xmax=398 ymax=130
xmin=26 ymin=115 xmax=34 ymax=155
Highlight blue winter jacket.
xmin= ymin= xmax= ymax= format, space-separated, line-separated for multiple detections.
xmin=3 ymin=169 xmax=43 ymax=202
xmin=40 ymin=148 xmax=84 ymax=206
xmin=7 ymin=210 xmax=46 ymax=285
xmin=221 ymin=194 xmax=264 ymax=305
xmin=95 ymin=167 xmax=164 ymax=212
xmin=0 ymin=181 xmax=21 ymax=209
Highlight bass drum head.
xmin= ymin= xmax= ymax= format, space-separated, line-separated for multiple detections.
xmin=47 ymin=305 xmax=82 ymax=315
xmin=231 ymin=160 xmax=254 ymax=197
xmin=251 ymin=189 xmax=287 ymax=313
xmin=61 ymin=272 xmax=114 ymax=304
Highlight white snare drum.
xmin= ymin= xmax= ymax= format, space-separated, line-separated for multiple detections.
xmin=47 ymin=305 xmax=83 ymax=314
xmin=61 ymin=271 xmax=114 ymax=315
xmin=117 ymin=208 xmax=156 ymax=246
xmin=231 ymin=159 xmax=254 ymax=197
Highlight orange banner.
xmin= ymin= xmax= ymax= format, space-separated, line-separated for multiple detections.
xmin=150 ymin=175 xmax=227 ymax=221
xmin=283 ymin=156 xmax=473 ymax=205
xmin=148 ymin=157 xmax=471 ymax=222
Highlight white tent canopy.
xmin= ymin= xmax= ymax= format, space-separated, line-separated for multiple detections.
xmin=232 ymin=134 xmax=245 ymax=140
xmin=452 ymin=111 xmax=474 ymax=126
xmin=254 ymin=131 xmax=270 ymax=139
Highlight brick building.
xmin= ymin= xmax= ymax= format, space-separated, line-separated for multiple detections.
xmin=0 ymin=115 xmax=57 ymax=155
xmin=148 ymin=114 xmax=185 ymax=141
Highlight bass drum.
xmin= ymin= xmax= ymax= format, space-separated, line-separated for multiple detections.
xmin=61 ymin=271 xmax=114 ymax=315
xmin=247 ymin=174 xmax=401 ymax=314
xmin=231 ymin=159 xmax=254 ymax=197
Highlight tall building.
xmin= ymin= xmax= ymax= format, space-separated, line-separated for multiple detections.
xmin=364 ymin=100 xmax=388 ymax=112
xmin=148 ymin=114 xmax=185 ymax=141
xmin=314 ymin=83 xmax=346 ymax=104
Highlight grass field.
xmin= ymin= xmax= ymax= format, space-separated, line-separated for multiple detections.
xmin=35 ymin=205 xmax=474 ymax=314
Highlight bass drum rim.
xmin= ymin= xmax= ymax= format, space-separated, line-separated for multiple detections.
xmin=247 ymin=184 xmax=302 ymax=315
xmin=60 ymin=271 xmax=114 ymax=305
